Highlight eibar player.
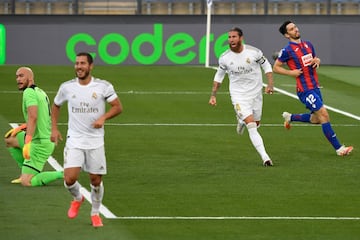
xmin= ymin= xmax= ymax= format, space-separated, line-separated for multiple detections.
xmin=209 ymin=27 xmax=275 ymax=166
xmin=6 ymin=67 xmax=63 ymax=186
xmin=273 ymin=20 xmax=353 ymax=156
xmin=51 ymin=52 xmax=123 ymax=227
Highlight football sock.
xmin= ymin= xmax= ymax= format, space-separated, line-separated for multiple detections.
xmin=30 ymin=171 xmax=64 ymax=186
xmin=65 ymin=181 xmax=83 ymax=201
xmin=90 ymin=182 xmax=104 ymax=216
xmin=247 ymin=122 xmax=270 ymax=161
xmin=322 ymin=122 xmax=342 ymax=150
xmin=291 ymin=113 xmax=311 ymax=122
xmin=7 ymin=147 xmax=24 ymax=168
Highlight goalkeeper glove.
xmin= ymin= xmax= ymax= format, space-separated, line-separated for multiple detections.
xmin=23 ymin=135 xmax=32 ymax=160
xmin=4 ymin=123 xmax=27 ymax=138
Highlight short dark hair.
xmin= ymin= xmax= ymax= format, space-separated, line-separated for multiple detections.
xmin=279 ymin=20 xmax=293 ymax=35
xmin=76 ymin=52 xmax=94 ymax=64
xmin=229 ymin=27 xmax=243 ymax=37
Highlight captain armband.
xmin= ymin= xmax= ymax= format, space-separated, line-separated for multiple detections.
xmin=256 ymin=56 xmax=267 ymax=65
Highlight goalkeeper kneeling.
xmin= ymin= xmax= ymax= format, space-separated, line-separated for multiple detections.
xmin=4 ymin=124 xmax=63 ymax=186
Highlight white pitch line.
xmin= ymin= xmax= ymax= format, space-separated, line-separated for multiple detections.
xmin=9 ymin=123 xmax=117 ymax=219
xmin=265 ymin=84 xmax=360 ymax=121
xmin=0 ymin=90 xmax=226 ymax=95
xmin=3 ymin=88 xmax=360 ymax=121
xmin=55 ymin=123 xmax=360 ymax=127
xmin=114 ymin=216 xmax=360 ymax=220
xmin=105 ymin=123 xmax=359 ymax=127
xmin=46 ymin=157 xmax=117 ymax=219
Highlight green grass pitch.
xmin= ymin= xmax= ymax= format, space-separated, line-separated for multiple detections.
xmin=0 ymin=65 xmax=359 ymax=240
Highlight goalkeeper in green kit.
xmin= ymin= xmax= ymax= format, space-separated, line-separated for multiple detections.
xmin=4 ymin=67 xmax=63 ymax=186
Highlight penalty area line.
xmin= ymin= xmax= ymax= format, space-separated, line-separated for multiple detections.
xmin=268 ymin=85 xmax=360 ymax=121
xmin=114 ymin=216 xmax=360 ymax=221
xmin=46 ymin=157 xmax=118 ymax=219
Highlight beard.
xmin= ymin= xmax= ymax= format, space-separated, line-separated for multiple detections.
xmin=76 ymin=70 xmax=90 ymax=80
xmin=229 ymin=42 xmax=241 ymax=52
xmin=293 ymin=33 xmax=301 ymax=40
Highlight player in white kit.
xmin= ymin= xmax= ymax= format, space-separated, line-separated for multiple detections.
xmin=209 ymin=27 xmax=274 ymax=166
xmin=51 ymin=52 xmax=123 ymax=227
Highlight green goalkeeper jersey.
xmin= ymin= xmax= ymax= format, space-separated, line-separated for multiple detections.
xmin=22 ymin=85 xmax=52 ymax=141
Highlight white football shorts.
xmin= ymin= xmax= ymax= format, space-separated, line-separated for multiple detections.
xmin=63 ymin=146 xmax=107 ymax=175
xmin=233 ymin=94 xmax=263 ymax=122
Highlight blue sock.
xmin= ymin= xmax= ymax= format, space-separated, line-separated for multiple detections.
xmin=322 ymin=122 xmax=342 ymax=150
xmin=291 ymin=113 xmax=311 ymax=122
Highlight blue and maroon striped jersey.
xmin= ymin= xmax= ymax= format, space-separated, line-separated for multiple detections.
xmin=278 ymin=40 xmax=320 ymax=93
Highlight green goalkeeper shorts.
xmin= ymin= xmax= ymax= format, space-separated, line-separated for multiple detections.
xmin=16 ymin=131 xmax=25 ymax=148
xmin=22 ymin=140 xmax=55 ymax=175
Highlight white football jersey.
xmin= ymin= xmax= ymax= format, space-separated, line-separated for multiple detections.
xmin=214 ymin=44 xmax=272 ymax=102
xmin=54 ymin=77 xmax=118 ymax=149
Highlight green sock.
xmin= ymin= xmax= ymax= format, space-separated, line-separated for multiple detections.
xmin=30 ymin=171 xmax=64 ymax=187
xmin=7 ymin=147 xmax=24 ymax=168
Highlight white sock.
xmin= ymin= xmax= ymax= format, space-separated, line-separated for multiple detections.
xmin=65 ymin=181 xmax=82 ymax=201
xmin=90 ymin=182 xmax=104 ymax=216
xmin=247 ymin=122 xmax=270 ymax=161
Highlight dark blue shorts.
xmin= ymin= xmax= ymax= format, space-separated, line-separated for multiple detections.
xmin=297 ymin=88 xmax=323 ymax=112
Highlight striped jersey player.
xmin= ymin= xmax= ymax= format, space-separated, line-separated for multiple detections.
xmin=273 ymin=20 xmax=353 ymax=156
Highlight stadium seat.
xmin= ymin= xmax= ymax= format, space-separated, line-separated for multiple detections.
xmin=352 ymin=0 xmax=360 ymax=14
xmin=15 ymin=0 xmax=28 ymax=14
xmin=143 ymin=0 xmax=202 ymax=15
xmin=40 ymin=0 xmax=58 ymax=14
xmin=0 ymin=0 xmax=11 ymax=14
xmin=248 ymin=0 xmax=262 ymax=15
xmin=305 ymin=0 xmax=329 ymax=15
xmin=331 ymin=0 xmax=360 ymax=14
xmin=81 ymin=0 xmax=138 ymax=15
xmin=211 ymin=0 xmax=237 ymax=15
xmin=143 ymin=0 xmax=174 ymax=15
xmin=268 ymin=0 xmax=328 ymax=15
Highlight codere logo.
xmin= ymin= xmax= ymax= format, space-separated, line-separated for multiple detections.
xmin=0 ymin=24 xmax=5 ymax=65
xmin=66 ymin=24 xmax=229 ymax=65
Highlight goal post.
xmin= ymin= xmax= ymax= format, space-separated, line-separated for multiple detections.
xmin=205 ymin=0 xmax=212 ymax=68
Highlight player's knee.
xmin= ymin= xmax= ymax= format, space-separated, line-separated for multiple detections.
xmin=246 ymin=122 xmax=257 ymax=129
xmin=90 ymin=176 xmax=102 ymax=187
xmin=4 ymin=136 xmax=19 ymax=148
xmin=313 ymin=110 xmax=329 ymax=124
xmin=64 ymin=178 xmax=77 ymax=186
xmin=310 ymin=114 xmax=320 ymax=124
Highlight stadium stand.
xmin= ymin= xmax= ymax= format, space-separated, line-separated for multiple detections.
xmin=143 ymin=0 xmax=203 ymax=15
xmin=0 ymin=0 xmax=76 ymax=14
xmin=331 ymin=0 xmax=360 ymax=14
xmin=0 ymin=0 xmax=359 ymax=15
xmin=268 ymin=0 xmax=327 ymax=15
xmin=0 ymin=0 xmax=11 ymax=14
xmin=80 ymin=0 xmax=137 ymax=15
xmin=211 ymin=0 xmax=237 ymax=15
